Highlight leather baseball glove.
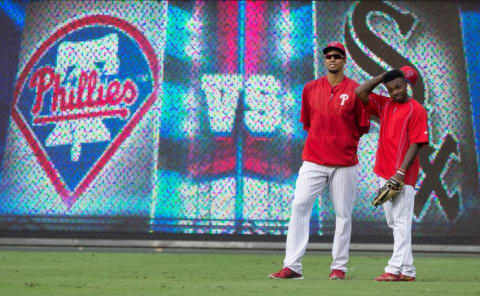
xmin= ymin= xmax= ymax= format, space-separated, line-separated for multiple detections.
xmin=372 ymin=178 xmax=404 ymax=207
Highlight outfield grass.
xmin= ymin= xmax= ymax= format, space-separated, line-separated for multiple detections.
xmin=0 ymin=249 xmax=478 ymax=296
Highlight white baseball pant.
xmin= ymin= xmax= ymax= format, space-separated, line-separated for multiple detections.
xmin=283 ymin=161 xmax=357 ymax=274
xmin=379 ymin=177 xmax=416 ymax=277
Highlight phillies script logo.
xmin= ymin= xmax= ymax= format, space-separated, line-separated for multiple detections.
xmin=12 ymin=15 xmax=159 ymax=207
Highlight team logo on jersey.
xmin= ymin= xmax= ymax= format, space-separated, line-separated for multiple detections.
xmin=12 ymin=15 xmax=159 ymax=207
xmin=340 ymin=93 xmax=349 ymax=105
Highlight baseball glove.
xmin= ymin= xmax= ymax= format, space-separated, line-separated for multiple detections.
xmin=372 ymin=178 xmax=404 ymax=207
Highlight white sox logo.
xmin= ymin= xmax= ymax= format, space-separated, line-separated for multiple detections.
xmin=12 ymin=15 xmax=159 ymax=207
xmin=340 ymin=93 xmax=349 ymax=106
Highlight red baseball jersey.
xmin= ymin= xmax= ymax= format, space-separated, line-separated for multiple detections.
xmin=368 ymin=93 xmax=429 ymax=186
xmin=300 ymin=76 xmax=370 ymax=166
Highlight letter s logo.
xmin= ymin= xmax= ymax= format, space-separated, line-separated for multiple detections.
xmin=344 ymin=1 xmax=426 ymax=104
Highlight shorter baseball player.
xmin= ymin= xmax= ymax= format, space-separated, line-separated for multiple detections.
xmin=355 ymin=66 xmax=429 ymax=281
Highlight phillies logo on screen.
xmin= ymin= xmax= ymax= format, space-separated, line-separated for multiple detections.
xmin=12 ymin=15 xmax=158 ymax=207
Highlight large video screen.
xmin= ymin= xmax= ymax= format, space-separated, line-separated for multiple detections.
xmin=0 ymin=1 xmax=479 ymax=244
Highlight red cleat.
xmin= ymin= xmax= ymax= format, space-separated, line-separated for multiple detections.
xmin=399 ymin=274 xmax=416 ymax=281
xmin=374 ymin=272 xmax=400 ymax=281
xmin=329 ymin=269 xmax=346 ymax=280
xmin=269 ymin=267 xmax=303 ymax=279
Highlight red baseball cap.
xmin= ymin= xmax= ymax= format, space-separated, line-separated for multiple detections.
xmin=400 ymin=66 xmax=419 ymax=86
xmin=323 ymin=42 xmax=346 ymax=57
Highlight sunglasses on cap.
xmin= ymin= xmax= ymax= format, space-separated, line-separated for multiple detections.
xmin=324 ymin=54 xmax=344 ymax=60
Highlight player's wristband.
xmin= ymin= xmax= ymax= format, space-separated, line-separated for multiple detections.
xmin=396 ymin=170 xmax=405 ymax=176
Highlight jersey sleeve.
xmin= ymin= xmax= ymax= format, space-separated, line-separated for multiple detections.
xmin=408 ymin=104 xmax=429 ymax=145
xmin=300 ymin=83 xmax=310 ymax=131
xmin=354 ymin=94 xmax=370 ymax=136
xmin=367 ymin=93 xmax=388 ymax=117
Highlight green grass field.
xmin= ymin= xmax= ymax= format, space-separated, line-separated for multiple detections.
xmin=0 ymin=249 xmax=478 ymax=296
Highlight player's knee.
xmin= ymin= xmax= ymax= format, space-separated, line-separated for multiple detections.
xmin=334 ymin=206 xmax=352 ymax=219
xmin=335 ymin=215 xmax=351 ymax=227
xmin=292 ymin=198 xmax=309 ymax=212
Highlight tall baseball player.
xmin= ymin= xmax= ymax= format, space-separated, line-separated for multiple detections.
xmin=355 ymin=66 xmax=428 ymax=281
xmin=269 ymin=42 xmax=370 ymax=280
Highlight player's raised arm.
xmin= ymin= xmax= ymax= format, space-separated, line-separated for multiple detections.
xmin=354 ymin=73 xmax=385 ymax=104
